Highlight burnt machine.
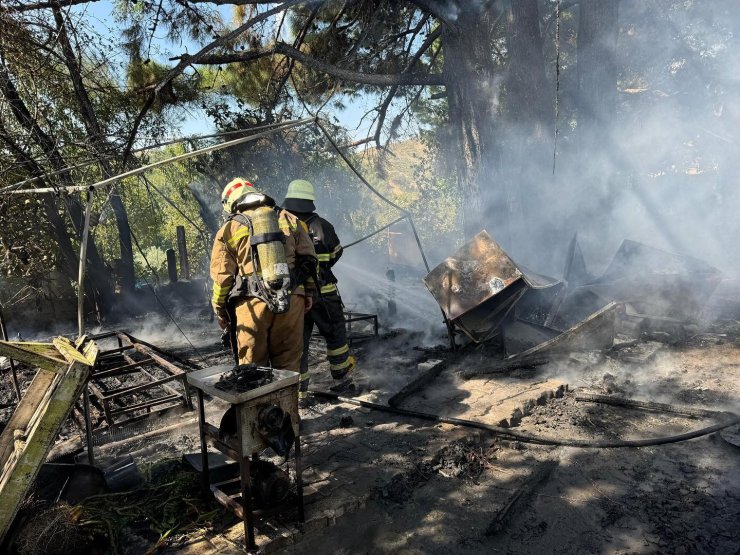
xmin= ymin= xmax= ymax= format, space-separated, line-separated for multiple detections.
xmin=187 ymin=364 xmax=304 ymax=550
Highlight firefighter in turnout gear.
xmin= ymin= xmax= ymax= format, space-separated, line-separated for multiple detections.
xmin=283 ymin=179 xmax=356 ymax=399
xmin=210 ymin=177 xmax=317 ymax=372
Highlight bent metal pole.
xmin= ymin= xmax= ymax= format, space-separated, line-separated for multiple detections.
xmin=78 ymin=189 xmax=93 ymax=336
xmin=3 ymin=117 xmax=315 ymax=196
xmin=0 ymin=119 xmax=310 ymax=193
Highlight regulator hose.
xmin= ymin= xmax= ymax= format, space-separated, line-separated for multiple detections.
xmin=309 ymin=390 xmax=740 ymax=449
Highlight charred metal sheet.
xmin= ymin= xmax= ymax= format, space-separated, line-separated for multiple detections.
xmin=563 ymin=233 xmax=593 ymax=287
xmin=423 ymin=231 xmax=526 ymax=321
xmin=503 ymin=319 xmax=561 ymax=357
xmin=582 ymin=240 xmax=722 ymax=321
xmin=423 ymin=231 xmax=560 ymax=342
xmin=506 ymin=302 xmax=619 ymax=361
xmin=452 ymin=279 xmax=529 ymax=343
xmin=548 ymin=288 xmax=608 ymax=331
xmin=542 ymin=234 xmax=592 ymax=328
xmin=515 ymin=282 xmax=567 ymax=329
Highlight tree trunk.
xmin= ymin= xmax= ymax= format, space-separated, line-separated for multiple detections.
xmin=577 ymin=0 xmax=620 ymax=152
xmin=500 ymin=0 xmax=553 ymax=256
xmin=442 ymin=5 xmax=500 ymax=240
xmin=507 ymin=0 xmax=550 ymax=128
xmin=575 ymin=0 xmax=620 ymax=245
xmin=53 ymin=6 xmax=136 ymax=292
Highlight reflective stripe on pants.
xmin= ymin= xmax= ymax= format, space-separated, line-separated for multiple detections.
xmin=234 ymin=293 xmax=305 ymax=372
xmin=301 ymin=290 xmax=354 ymax=380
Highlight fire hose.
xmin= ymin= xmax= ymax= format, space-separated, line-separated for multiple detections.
xmin=309 ymin=390 xmax=740 ymax=449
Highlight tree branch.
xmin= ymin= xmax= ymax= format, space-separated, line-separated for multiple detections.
xmin=405 ymin=0 xmax=458 ymax=26
xmin=0 ymin=0 xmax=101 ymax=12
xmin=121 ymin=0 xmax=307 ymax=166
xmin=265 ymin=3 xmax=321 ymax=111
xmin=373 ymin=25 xmax=442 ymax=146
xmin=190 ymin=41 xmax=445 ymax=86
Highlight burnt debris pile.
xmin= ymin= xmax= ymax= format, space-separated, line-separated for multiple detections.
xmin=215 ymin=364 xmax=275 ymax=392
xmin=424 ymin=231 xmax=723 ymax=366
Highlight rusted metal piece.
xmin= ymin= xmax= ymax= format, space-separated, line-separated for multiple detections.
xmin=423 ymin=231 xmax=526 ymax=321
xmin=93 ymin=357 xmax=155 ymax=379
xmin=129 ymin=340 xmax=193 ymax=410
xmin=86 ymin=332 xmax=192 ymax=427
xmin=0 ymin=337 xmax=95 ymax=543
xmin=423 ymin=231 xmax=560 ymax=343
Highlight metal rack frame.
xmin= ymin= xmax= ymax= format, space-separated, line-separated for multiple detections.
xmin=86 ymin=332 xmax=192 ymax=427
xmin=344 ymin=311 xmax=379 ymax=344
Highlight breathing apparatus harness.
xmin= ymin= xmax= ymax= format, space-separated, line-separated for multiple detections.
xmin=228 ymin=199 xmax=292 ymax=315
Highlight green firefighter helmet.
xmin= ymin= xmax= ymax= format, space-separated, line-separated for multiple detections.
xmin=283 ymin=179 xmax=316 ymax=213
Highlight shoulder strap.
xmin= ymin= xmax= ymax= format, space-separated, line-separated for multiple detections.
xmin=229 ymin=212 xmax=252 ymax=228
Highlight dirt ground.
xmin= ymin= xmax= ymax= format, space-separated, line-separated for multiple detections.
xmin=1 ymin=312 xmax=739 ymax=554
xmin=291 ymin=338 xmax=740 ymax=555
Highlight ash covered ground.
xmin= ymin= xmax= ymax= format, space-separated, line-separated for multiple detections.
xmin=1 ymin=306 xmax=739 ymax=554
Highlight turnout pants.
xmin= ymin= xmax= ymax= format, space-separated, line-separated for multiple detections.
xmin=300 ymin=291 xmax=355 ymax=396
xmin=234 ymin=293 xmax=305 ymax=372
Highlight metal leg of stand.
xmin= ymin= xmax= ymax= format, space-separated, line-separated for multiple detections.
xmin=235 ymin=405 xmax=256 ymax=550
xmin=294 ymin=435 xmax=305 ymax=523
xmin=197 ymin=389 xmax=210 ymax=496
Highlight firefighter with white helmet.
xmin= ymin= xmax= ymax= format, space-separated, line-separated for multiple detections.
xmin=210 ymin=177 xmax=317 ymax=372
xmin=283 ymin=179 xmax=356 ymax=399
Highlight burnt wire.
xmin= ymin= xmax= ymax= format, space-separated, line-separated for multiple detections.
xmin=342 ymin=215 xmax=408 ymax=249
xmin=552 ymin=0 xmax=561 ymax=175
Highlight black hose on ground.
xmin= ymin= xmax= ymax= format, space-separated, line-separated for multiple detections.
xmin=309 ymin=390 xmax=740 ymax=449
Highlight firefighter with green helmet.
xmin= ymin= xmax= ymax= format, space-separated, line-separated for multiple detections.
xmin=282 ymin=179 xmax=356 ymax=399
xmin=210 ymin=177 xmax=317 ymax=372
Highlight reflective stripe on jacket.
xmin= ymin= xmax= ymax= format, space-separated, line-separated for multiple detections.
xmin=295 ymin=213 xmax=342 ymax=288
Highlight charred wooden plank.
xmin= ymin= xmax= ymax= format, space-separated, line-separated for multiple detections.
xmin=0 ymin=354 xmax=90 ymax=542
